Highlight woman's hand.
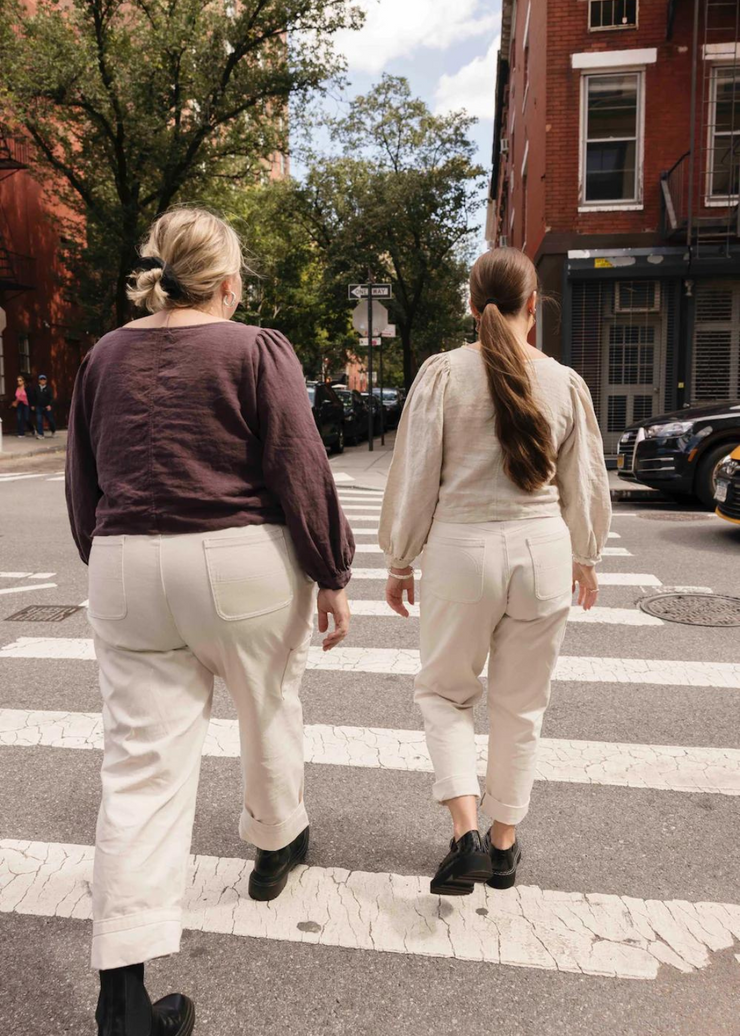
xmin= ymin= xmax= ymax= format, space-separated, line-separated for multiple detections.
xmin=386 ymin=566 xmax=415 ymax=618
xmin=317 ymin=588 xmax=351 ymax=652
xmin=572 ymin=561 xmax=599 ymax=611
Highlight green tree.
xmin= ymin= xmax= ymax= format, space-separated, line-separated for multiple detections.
xmin=288 ymin=76 xmax=485 ymax=387
xmin=0 ymin=0 xmax=362 ymax=329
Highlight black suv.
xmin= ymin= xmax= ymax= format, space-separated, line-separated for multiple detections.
xmin=617 ymin=400 xmax=740 ymax=506
xmin=372 ymin=387 xmax=405 ymax=429
xmin=333 ymin=387 xmax=369 ymax=445
xmin=306 ymin=382 xmax=345 ymax=454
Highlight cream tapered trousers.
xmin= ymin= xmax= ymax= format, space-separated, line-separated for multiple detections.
xmin=87 ymin=524 xmax=315 ymax=970
xmin=415 ymin=516 xmax=572 ymax=826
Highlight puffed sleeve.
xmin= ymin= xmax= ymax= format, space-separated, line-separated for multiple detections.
xmin=556 ymin=372 xmax=612 ymax=565
xmin=379 ymin=354 xmax=450 ymax=569
xmin=255 ymin=329 xmax=355 ymax=590
xmin=65 ymin=354 xmax=102 ymax=564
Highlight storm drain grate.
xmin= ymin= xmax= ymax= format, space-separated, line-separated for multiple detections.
xmin=5 ymin=605 xmax=82 ymax=623
xmin=639 ymin=593 xmax=740 ymax=627
xmin=637 ymin=512 xmax=712 ymax=522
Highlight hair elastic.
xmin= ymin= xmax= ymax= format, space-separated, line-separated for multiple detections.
xmin=136 ymin=256 xmax=185 ymax=301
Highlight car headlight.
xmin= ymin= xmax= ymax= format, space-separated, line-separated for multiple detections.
xmin=644 ymin=420 xmax=694 ymax=439
xmin=720 ymin=455 xmax=740 ymax=476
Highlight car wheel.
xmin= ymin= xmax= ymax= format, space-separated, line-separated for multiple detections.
xmin=334 ymin=425 xmax=345 ymax=455
xmin=696 ymin=443 xmax=738 ymax=508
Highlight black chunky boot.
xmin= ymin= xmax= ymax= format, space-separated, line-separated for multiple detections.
xmin=96 ymin=963 xmax=195 ymax=1036
xmin=248 ymin=826 xmax=309 ymax=902
xmin=483 ymin=828 xmax=522 ymax=890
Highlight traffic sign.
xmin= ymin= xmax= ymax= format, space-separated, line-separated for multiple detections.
xmin=381 ymin=324 xmax=396 ymax=338
xmin=359 ymin=337 xmax=382 ymax=347
xmin=348 ymin=283 xmax=393 ymax=300
xmin=352 ymin=301 xmax=389 ymax=334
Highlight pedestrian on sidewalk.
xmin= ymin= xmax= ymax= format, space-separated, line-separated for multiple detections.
xmin=10 ymin=375 xmax=31 ymax=436
xmin=379 ymin=247 xmax=611 ymax=897
xmin=66 ymin=205 xmax=354 ymax=1036
xmin=23 ymin=373 xmax=41 ymax=439
xmin=36 ymin=374 xmax=56 ymax=436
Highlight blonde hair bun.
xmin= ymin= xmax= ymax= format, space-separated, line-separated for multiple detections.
xmin=127 ymin=205 xmax=244 ymax=313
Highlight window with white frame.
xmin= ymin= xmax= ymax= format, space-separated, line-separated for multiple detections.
xmin=589 ymin=0 xmax=638 ymax=31
xmin=708 ymin=66 xmax=740 ymax=200
xmin=581 ymin=71 xmax=642 ymax=205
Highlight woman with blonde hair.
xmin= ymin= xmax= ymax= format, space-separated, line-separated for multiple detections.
xmin=379 ymin=247 xmax=610 ymax=896
xmin=66 ymin=205 xmax=354 ymax=1035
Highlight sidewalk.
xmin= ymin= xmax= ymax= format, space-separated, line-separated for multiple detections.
xmin=0 ymin=429 xmax=68 ymax=464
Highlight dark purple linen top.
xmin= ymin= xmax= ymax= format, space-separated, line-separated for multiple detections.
xmin=65 ymin=321 xmax=355 ymax=590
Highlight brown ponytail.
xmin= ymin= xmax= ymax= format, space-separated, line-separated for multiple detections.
xmin=470 ymin=248 xmax=556 ymax=493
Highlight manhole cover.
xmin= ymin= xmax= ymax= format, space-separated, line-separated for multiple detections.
xmin=637 ymin=512 xmax=712 ymax=522
xmin=6 ymin=604 xmax=82 ymax=623
xmin=639 ymin=593 xmax=740 ymax=627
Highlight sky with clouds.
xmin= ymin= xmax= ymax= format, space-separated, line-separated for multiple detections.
xmin=317 ymin=0 xmax=502 ymax=174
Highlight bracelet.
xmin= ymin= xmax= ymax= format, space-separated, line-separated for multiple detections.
xmin=387 ymin=570 xmax=414 ymax=581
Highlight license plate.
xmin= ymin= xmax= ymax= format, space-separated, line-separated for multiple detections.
xmin=617 ymin=454 xmax=625 ymax=469
xmin=716 ymin=480 xmax=729 ymax=503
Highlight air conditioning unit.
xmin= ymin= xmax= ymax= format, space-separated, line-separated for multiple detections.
xmin=615 ymin=281 xmax=661 ymax=313
xmin=500 ymin=138 xmax=509 ymax=155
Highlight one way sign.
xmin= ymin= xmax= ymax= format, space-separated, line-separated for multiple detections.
xmin=348 ymin=283 xmax=393 ymax=300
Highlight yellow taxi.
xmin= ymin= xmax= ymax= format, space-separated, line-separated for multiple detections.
xmin=715 ymin=445 xmax=740 ymax=525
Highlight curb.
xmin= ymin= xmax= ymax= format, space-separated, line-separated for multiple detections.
xmin=0 ymin=442 xmax=66 ymax=464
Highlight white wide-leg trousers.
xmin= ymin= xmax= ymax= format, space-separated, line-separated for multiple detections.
xmin=87 ymin=525 xmax=315 ymax=970
xmin=415 ymin=516 xmax=572 ymax=826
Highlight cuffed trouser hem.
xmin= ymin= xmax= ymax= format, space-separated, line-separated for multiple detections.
xmin=239 ymin=801 xmax=309 ymax=851
xmin=91 ymin=911 xmax=181 ymax=970
xmin=433 ymin=773 xmax=481 ymax=804
xmin=481 ymin=791 xmax=530 ymax=826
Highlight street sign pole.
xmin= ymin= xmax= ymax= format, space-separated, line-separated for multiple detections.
xmin=378 ymin=332 xmax=385 ymax=446
xmin=367 ymin=283 xmax=374 ymax=451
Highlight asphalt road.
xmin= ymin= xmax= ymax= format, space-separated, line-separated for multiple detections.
xmin=1 ymin=447 xmax=739 ymax=1036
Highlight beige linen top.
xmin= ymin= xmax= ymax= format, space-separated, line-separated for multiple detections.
xmin=378 ymin=345 xmax=612 ymax=569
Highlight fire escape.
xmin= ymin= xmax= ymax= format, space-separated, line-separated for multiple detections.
xmin=0 ymin=133 xmax=36 ymax=299
xmin=661 ymin=0 xmax=740 ymax=262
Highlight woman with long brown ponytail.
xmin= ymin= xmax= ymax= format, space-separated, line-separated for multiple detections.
xmin=379 ymin=247 xmax=610 ymax=896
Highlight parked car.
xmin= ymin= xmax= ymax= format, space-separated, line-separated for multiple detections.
xmin=361 ymin=392 xmax=383 ymax=435
xmin=617 ymin=400 xmax=740 ymax=507
xmin=333 ymin=387 xmax=369 ymax=445
xmin=372 ymin=387 xmax=405 ymax=429
xmin=306 ymin=381 xmax=345 ymax=454
xmin=715 ymin=445 xmax=740 ymax=525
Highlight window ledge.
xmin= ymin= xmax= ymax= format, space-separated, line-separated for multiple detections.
xmin=578 ymin=203 xmax=644 ymax=212
xmin=704 ymin=197 xmax=739 ymax=208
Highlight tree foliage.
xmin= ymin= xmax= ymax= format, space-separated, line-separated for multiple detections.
xmin=287 ymin=76 xmax=485 ymax=386
xmin=0 ymin=0 xmax=362 ymax=328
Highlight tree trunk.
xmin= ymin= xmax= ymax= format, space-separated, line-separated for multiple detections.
xmin=401 ymin=326 xmax=417 ymax=391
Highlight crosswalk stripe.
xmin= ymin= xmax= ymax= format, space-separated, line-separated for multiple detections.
xmin=345 ymin=601 xmax=663 ymax=625
xmin=351 ymin=569 xmax=663 ymax=585
xmin=46 ymin=476 xmax=65 ymax=482
xmin=0 ymin=583 xmax=57 ymax=597
xmin=2 ymin=838 xmax=738 ymax=979
xmin=27 ymin=572 xmax=56 ymax=580
xmin=344 ymin=523 xmax=623 ymax=542
xmin=0 ymin=474 xmax=45 ymax=483
xmin=352 ymin=545 xmax=633 ymax=557
xmin=2 ymin=638 xmax=738 ymax=688
xmin=0 ymin=572 xmax=34 ymax=579
xmin=337 ymin=494 xmax=384 ymax=501
xmin=3 ymin=708 xmax=738 ymax=796
xmin=341 ymin=506 xmax=382 ymax=513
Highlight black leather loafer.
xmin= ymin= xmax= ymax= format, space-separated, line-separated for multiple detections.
xmin=152 ymin=994 xmax=195 ymax=1036
xmin=430 ymin=830 xmax=493 ymax=896
xmin=483 ymin=829 xmax=522 ymax=890
xmin=248 ymin=826 xmax=309 ymax=902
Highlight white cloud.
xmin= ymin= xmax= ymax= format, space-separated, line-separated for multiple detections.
xmin=434 ymin=32 xmax=500 ymax=119
xmin=334 ymin=0 xmax=500 ymax=75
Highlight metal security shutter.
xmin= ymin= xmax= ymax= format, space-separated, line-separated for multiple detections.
xmin=571 ymin=280 xmax=609 ymax=427
xmin=691 ymin=281 xmax=740 ymax=403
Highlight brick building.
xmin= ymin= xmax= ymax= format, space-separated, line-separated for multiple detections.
xmin=488 ymin=0 xmax=740 ymax=458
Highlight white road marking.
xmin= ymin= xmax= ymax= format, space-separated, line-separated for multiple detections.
xmin=2 ymin=638 xmax=738 ymax=688
xmin=347 ymin=601 xmax=663 ymax=626
xmin=27 ymin=572 xmax=56 ymax=580
xmin=338 ymin=494 xmax=384 ymax=501
xmin=343 ymin=516 xmax=386 ymax=523
xmin=79 ymin=599 xmax=89 ymax=608
xmin=332 ymin=473 xmax=355 ymax=483
xmin=0 ymin=583 xmax=57 ymax=597
xmin=2 ymin=708 xmax=738 ymax=796
xmin=0 ymin=573 xmax=33 ymax=579
xmin=340 ymin=505 xmax=382 ymax=512
xmin=0 ymin=474 xmax=45 ymax=483
xmin=46 ymin=476 xmax=65 ymax=482
xmin=351 ymin=569 xmax=663 ymax=586
xmin=350 ymin=529 xmax=380 ymax=537
xmin=2 ymin=839 xmax=739 ymax=979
